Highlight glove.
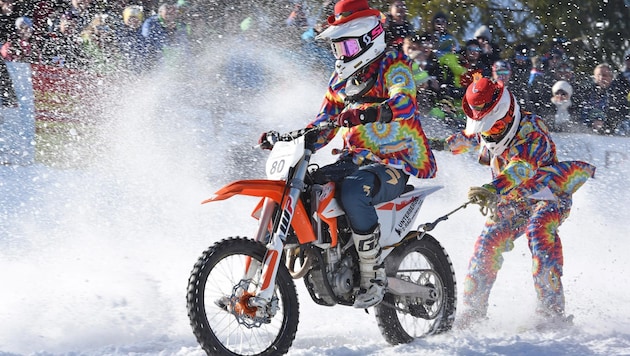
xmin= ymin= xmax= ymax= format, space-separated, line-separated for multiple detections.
xmin=468 ymin=186 xmax=498 ymax=218
xmin=336 ymin=109 xmax=372 ymax=127
xmin=258 ymin=130 xmax=279 ymax=150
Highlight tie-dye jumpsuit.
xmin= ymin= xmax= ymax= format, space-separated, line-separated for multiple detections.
xmin=308 ymin=50 xmax=437 ymax=233
xmin=446 ymin=113 xmax=595 ymax=317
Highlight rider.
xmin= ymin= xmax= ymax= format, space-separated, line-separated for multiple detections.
xmin=260 ymin=0 xmax=437 ymax=309
xmin=431 ymin=74 xmax=595 ymax=328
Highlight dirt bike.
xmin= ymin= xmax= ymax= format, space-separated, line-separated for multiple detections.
xmin=186 ymin=121 xmax=457 ymax=355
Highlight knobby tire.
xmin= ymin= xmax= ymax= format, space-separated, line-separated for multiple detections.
xmin=187 ymin=237 xmax=299 ymax=356
xmin=375 ymin=233 xmax=457 ymax=345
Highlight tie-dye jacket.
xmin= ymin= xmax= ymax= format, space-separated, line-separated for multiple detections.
xmin=445 ymin=112 xmax=595 ymax=200
xmin=308 ymin=50 xmax=437 ymax=179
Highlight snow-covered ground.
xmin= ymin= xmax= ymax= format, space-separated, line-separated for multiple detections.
xmin=1 ymin=43 xmax=630 ymax=355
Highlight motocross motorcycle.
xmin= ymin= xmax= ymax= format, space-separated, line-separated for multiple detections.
xmin=187 ymin=122 xmax=457 ymax=355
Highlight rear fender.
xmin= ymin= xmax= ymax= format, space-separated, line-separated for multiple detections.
xmin=202 ymin=179 xmax=316 ymax=244
xmin=377 ymin=185 xmax=443 ymax=247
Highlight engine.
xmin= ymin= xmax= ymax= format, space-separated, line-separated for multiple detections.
xmin=303 ymin=243 xmax=359 ymax=306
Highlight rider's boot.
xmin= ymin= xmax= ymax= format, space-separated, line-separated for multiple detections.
xmin=352 ymin=225 xmax=387 ymax=309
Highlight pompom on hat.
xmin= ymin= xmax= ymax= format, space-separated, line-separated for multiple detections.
xmin=326 ymin=0 xmax=381 ymax=26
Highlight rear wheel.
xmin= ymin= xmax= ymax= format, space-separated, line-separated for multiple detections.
xmin=375 ymin=233 xmax=456 ymax=344
xmin=187 ymin=237 xmax=299 ymax=355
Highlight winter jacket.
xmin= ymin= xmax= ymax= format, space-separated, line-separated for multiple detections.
xmin=116 ymin=26 xmax=147 ymax=72
xmin=579 ymin=78 xmax=630 ymax=134
xmin=445 ymin=112 xmax=595 ymax=200
xmin=309 ymin=50 xmax=438 ymax=179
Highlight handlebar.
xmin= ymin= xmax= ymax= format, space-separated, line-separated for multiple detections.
xmin=280 ymin=120 xmax=337 ymax=142
xmin=256 ymin=120 xmax=338 ymax=150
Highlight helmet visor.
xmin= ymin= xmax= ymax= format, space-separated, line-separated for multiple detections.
xmin=480 ymin=98 xmax=515 ymax=142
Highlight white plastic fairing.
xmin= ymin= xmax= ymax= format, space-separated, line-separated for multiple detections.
xmin=266 ymin=137 xmax=304 ymax=180
xmin=377 ymin=185 xmax=443 ymax=248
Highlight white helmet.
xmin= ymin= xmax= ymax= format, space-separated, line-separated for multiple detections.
xmin=462 ymin=75 xmax=521 ymax=155
xmin=317 ymin=16 xmax=386 ymax=80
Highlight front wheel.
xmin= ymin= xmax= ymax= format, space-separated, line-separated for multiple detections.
xmin=187 ymin=237 xmax=299 ymax=355
xmin=375 ymin=233 xmax=457 ymax=345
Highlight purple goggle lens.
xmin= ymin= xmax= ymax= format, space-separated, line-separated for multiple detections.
xmin=330 ymin=23 xmax=383 ymax=60
xmin=332 ymin=38 xmax=362 ymax=59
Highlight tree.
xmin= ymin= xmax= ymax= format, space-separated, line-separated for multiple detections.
xmin=399 ymin=0 xmax=630 ymax=72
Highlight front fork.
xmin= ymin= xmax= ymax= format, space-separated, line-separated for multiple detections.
xmin=246 ymin=152 xmax=312 ymax=309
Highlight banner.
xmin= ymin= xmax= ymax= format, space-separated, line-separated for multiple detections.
xmin=0 ymin=61 xmax=34 ymax=165
xmin=31 ymin=63 xmax=99 ymax=122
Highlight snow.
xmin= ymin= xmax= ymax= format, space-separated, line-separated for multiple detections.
xmin=1 ymin=47 xmax=630 ymax=355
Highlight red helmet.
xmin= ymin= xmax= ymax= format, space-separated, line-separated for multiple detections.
xmin=462 ymin=75 xmax=521 ymax=155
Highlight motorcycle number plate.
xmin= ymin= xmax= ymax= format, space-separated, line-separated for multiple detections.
xmin=266 ymin=137 xmax=305 ymax=180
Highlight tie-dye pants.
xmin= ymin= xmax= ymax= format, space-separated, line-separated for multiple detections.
xmin=462 ymin=195 xmax=572 ymax=317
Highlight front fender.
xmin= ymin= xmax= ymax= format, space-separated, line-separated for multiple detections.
xmin=202 ymin=180 xmax=286 ymax=203
xmin=202 ymin=179 xmax=316 ymax=244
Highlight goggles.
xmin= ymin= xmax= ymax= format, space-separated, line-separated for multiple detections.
xmin=554 ymin=89 xmax=569 ymax=96
xmin=481 ymin=99 xmax=515 ymax=142
xmin=331 ymin=23 xmax=383 ymax=60
xmin=494 ymin=70 xmax=510 ymax=76
xmin=467 ymin=46 xmax=481 ymax=53
xmin=515 ymin=54 xmax=528 ymax=61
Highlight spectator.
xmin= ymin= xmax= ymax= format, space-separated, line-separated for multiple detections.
xmin=528 ymin=55 xmax=543 ymax=86
xmin=615 ymin=53 xmax=630 ymax=96
xmin=540 ymin=37 xmax=568 ymax=71
xmin=611 ymin=53 xmax=630 ymax=135
xmin=579 ymin=63 xmax=630 ymax=135
xmin=509 ymin=43 xmax=532 ymax=110
xmin=1 ymin=16 xmax=39 ymax=63
xmin=458 ymin=39 xmax=491 ymax=89
xmin=491 ymin=60 xmax=511 ymax=86
xmin=402 ymin=34 xmax=441 ymax=115
xmin=65 ymin=0 xmax=95 ymax=33
xmin=420 ymin=12 xmax=463 ymax=107
xmin=541 ymin=48 xmax=565 ymax=75
xmin=384 ymin=0 xmax=413 ymax=50
xmin=425 ymin=12 xmax=459 ymax=58
xmin=550 ymin=80 xmax=582 ymax=132
xmin=30 ymin=1 xmax=59 ymax=46
xmin=141 ymin=3 xmax=189 ymax=69
xmin=0 ymin=0 xmax=19 ymax=43
xmin=117 ymin=4 xmax=146 ymax=72
xmin=42 ymin=10 xmax=88 ymax=69
xmin=473 ymin=25 xmax=501 ymax=70
xmin=80 ymin=13 xmax=121 ymax=73
xmin=529 ymin=60 xmax=579 ymax=121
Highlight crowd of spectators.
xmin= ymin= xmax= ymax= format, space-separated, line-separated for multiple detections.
xmin=368 ymin=1 xmax=630 ymax=136
xmin=0 ymin=0 xmax=190 ymax=77
xmin=0 ymin=0 xmax=628 ymax=136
